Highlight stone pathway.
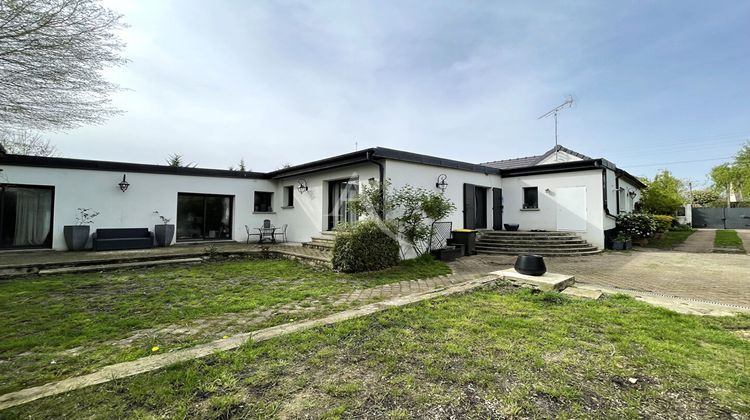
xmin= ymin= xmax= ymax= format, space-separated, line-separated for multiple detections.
xmin=673 ymin=228 xmax=715 ymax=253
xmin=0 ymin=273 xmax=501 ymax=411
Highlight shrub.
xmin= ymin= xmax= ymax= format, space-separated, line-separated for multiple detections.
xmin=616 ymin=213 xmax=657 ymax=239
xmin=332 ymin=219 xmax=400 ymax=273
xmin=670 ymin=223 xmax=693 ymax=231
xmin=653 ymin=215 xmax=674 ymax=233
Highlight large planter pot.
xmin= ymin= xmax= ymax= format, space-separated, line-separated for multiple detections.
xmin=154 ymin=224 xmax=175 ymax=247
xmin=514 ymin=254 xmax=547 ymax=276
xmin=624 ymin=240 xmax=633 ymax=250
xmin=504 ymin=223 xmax=520 ymax=231
xmin=64 ymin=225 xmax=90 ymax=251
xmin=612 ymin=240 xmax=625 ymax=251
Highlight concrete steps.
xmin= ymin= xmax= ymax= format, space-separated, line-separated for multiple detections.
xmin=301 ymin=231 xmax=336 ymax=252
xmin=476 ymin=231 xmax=600 ymax=256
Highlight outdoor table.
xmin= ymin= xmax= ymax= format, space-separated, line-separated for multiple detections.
xmin=257 ymin=227 xmax=276 ymax=244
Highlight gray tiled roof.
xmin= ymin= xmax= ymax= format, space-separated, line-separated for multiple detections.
xmin=481 ymin=145 xmax=592 ymax=170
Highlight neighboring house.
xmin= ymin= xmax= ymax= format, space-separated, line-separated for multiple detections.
xmin=0 ymin=144 xmax=643 ymax=252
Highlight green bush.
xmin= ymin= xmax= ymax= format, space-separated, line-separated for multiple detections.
xmin=653 ymin=215 xmax=674 ymax=233
xmin=332 ymin=219 xmax=400 ymax=273
xmin=616 ymin=213 xmax=657 ymax=239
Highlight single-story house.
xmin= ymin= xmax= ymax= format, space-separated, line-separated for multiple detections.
xmin=0 ymin=144 xmax=644 ymax=253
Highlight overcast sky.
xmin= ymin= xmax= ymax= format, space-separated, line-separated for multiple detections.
xmin=48 ymin=1 xmax=749 ymax=187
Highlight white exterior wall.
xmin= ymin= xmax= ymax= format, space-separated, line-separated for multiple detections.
xmin=384 ymin=160 xmax=502 ymax=231
xmin=617 ymin=177 xmax=642 ymax=214
xmin=0 ymin=165 xmax=276 ymax=250
xmin=502 ymin=170 xmax=607 ymax=248
xmin=275 ymin=163 xmax=379 ymax=243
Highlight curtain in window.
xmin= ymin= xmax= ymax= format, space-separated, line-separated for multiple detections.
xmin=13 ymin=188 xmax=52 ymax=246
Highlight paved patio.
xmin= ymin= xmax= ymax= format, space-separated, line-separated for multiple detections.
xmin=465 ymin=250 xmax=750 ymax=307
xmin=0 ymin=242 xmax=331 ymax=273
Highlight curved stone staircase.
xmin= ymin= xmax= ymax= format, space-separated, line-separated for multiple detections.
xmin=476 ymin=231 xmax=601 ymax=256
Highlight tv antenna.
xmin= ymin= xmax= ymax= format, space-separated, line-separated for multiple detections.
xmin=538 ymin=95 xmax=575 ymax=161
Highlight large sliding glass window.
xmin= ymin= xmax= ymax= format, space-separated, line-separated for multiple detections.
xmin=0 ymin=184 xmax=54 ymax=249
xmin=327 ymin=179 xmax=358 ymax=230
xmin=176 ymin=193 xmax=233 ymax=241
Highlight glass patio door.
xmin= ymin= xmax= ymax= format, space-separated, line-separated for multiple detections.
xmin=176 ymin=193 xmax=233 ymax=241
xmin=327 ymin=179 xmax=358 ymax=230
xmin=0 ymin=184 xmax=54 ymax=249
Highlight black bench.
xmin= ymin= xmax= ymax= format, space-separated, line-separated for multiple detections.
xmin=92 ymin=228 xmax=154 ymax=251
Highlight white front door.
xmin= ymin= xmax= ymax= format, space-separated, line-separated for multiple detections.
xmin=556 ymin=187 xmax=587 ymax=231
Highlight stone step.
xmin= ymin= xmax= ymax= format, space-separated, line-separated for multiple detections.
xmin=561 ymin=286 xmax=603 ymax=300
xmin=478 ymin=243 xmax=592 ymax=249
xmin=477 ymin=249 xmax=602 ymax=257
xmin=479 ymin=231 xmax=578 ymax=237
xmin=38 ymin=258 xmax=204 ymax=275
xmin=302 ymin=242 xmax=334 ymax=251
xmin=491 ymin=268 xmax=575 ymax=291
xmin=477 ymin=239 xmax=590 ymax=247
xmin=477 ymin=237 xmax=586 ymax=244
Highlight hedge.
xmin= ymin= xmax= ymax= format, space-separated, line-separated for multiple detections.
xmin=653 ymin=215 xmax=674 ymax=233
xmin=332 ymin=219 xmax=401 ymax=273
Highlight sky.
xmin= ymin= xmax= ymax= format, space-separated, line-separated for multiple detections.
xmin=47 ymin=1 xmax=750 ymax=188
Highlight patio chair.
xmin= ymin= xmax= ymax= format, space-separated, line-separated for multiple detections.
xmin=273 ymin=224 xmax=288 ymax=243
xmin=245 ymin=225 xmax=260 ymax=244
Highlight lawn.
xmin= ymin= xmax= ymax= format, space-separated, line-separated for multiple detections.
xmin=643 ymin=229 xmax=695 ymax=249
xmin=0 ymin=256 xmax=450 ymax=395
xmin=715 ymin=229 xmax=745 ymax=251
xmin=6 ymin=285 xmax=749 ymax=418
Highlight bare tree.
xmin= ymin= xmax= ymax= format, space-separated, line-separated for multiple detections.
xmin=0 ymin=129 xmax=58 ymax=156
xmin=165 ymin=154 xmax=196 ymax=168
xmin=0 ymin=0 xmax=128 ymax=131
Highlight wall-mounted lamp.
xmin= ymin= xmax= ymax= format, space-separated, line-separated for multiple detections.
xmin=118 ymin=174 xmax=130 ymax=192
xmin=628 ymin=190 xmax=637 ymax=198
xmin=545 ymin=188 xmax=552 ymax=194
xmin=435 ymin=174 xmax=448 ymax=192
xmin=297 ymin=178 xmax=308 ymax=194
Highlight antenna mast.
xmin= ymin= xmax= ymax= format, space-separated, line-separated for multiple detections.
xmin=538 ymin=95 xmax=574 ymax=161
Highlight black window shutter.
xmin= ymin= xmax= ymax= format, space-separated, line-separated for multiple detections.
xmin=463 ymin=183 xmax=476 ymax=229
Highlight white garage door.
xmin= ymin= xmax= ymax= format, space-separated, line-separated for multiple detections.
xmin=556 ymin=187 xmax=587 ymax=231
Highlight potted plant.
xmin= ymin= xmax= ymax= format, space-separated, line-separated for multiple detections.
xmin=64 ymin=208 xmax=99 ymax=251
xmin=612 ymin=232 xmax=632 ymax=251
xmin=153 ymin=211 xmax=175 ymax=247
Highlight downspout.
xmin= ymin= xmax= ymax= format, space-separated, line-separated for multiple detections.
xmin=598 ymin=163 xmax=617 ymax=219
xmin=365 ymin=151 xmax=385 ymax=219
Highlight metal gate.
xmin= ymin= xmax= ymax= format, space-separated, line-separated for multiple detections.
xmin=692 ymin=207 xmax=750 ymax=229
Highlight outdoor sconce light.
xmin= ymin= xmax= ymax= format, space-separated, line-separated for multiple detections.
xmin=628 ymin=189 xmax=637 ymax=198
xmin=118 ymin=174 xmax=130 ymax=192
xmin=435 ymin=174 xmax=448 ymax=192
xmin=297 ymin=179 xmax=308 ymax=194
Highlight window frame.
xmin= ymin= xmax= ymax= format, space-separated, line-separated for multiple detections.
xmin=522 ymin=186 xmax=539 ymax=210
xmin=253 ymin=191 xmax=274 ymax=213
xmin=282 ymin=186 xmax=294 ymax=208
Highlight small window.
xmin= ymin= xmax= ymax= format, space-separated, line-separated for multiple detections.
xmin=283 ymin=186 xmax=294 ymax=208
xmin=522 ymin=187 xmax=538 ymax=209
xmin=254 ymin=191 xmax=273 ymax=212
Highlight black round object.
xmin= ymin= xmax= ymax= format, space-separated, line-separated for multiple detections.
xmin=504 ymin=223 xmax=520 ymax=231
xmin=514 ymin=254 xmax=546 ymax=276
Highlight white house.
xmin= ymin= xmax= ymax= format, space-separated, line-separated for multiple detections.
xmin=0 ymin=144 xmax=643 ymax=253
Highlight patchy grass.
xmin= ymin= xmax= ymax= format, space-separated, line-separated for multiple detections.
xmin=643 ymin=229 xmax=696 ymax=249
xmin=0 ymin=256 xmax=450 ymax=394
xmin=7 ymin=286 xmax=749 ymax=418
xmin=715 ymin=230 xmax=745 ymax=251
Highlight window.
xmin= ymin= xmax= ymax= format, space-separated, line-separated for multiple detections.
xmin=283 ymin=186 xmax=294 ymax=208
xmin=522 ymin=187 xmax=538 ymax=209
xmin=254 ymin=192 xmax=273 ymax=212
